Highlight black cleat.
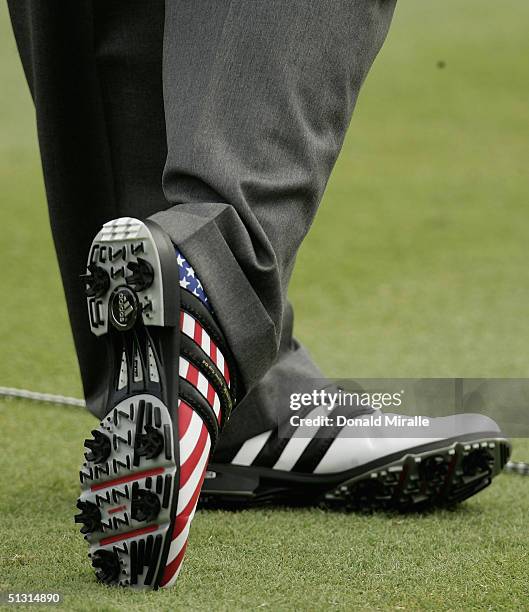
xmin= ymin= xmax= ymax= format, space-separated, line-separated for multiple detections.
xmin=126 ymin=258 xmax=155 ymax=292
xmin=81 ymin=264 xmax=110 ymax=298
xmin=462 ymin=448 xmax=494 ymax=476
xmin=75 ymin=500 xmax=102 ymax=534
xmin=135 ymin=425 xmax=164 ymax=461
xmin=420 ymin=455 xmax=448 ymax=483
xmin=91 ymin=549 xmax=121 ymax=584
xmin=84 ymin=430 xmax=112 ymax=464
xmin=131 ymin=488 xmax=161 ymax=523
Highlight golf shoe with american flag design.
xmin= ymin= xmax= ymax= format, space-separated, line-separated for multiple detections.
xmin=76 ymin=217 xmax=238 ymax=589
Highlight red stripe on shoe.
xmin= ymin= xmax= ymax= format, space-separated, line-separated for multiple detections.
xmin=170 ymin=513 xmax=189 ymax=541
xmin=91 ymin=467 xmax=165 ymax=491
xmin=193 ymin=321 xmax=203 ymax=345
xmin=186 ymin=363 xmax=199 ymax=387
xmin=178 ymin=400 xmax=194 ymax=438
xmin=99 ymin=524 xmax=158 ymax=546
xmin=160 ymin=539 xmax=189 ymax=587
xmin=210 ymin=341 xmax=217 ymax=365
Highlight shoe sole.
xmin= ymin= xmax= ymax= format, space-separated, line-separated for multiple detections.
xmin=200 ymin=434 xmax=511 ymax=512
xmin=76 ymin=218 xmax=180 ymax=588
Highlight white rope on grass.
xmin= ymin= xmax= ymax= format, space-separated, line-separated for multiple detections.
xmin=0 ymin=385 xmax=86 ymax=408
xmin=0 ymin=385 xmax=528 ymax=475
xmin=504 ymin=461 xmax=529 ymax=476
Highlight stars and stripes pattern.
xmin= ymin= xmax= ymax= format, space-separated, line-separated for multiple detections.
xmin=160 ymin=262 xmax=230 ymax=588
xmin=175 ymin=248 xmax=211 ymax=310
xmin=180 ymin=311 xmax=231 ymax=388
xmin=179 ymin=357 xmax=222 ymax=420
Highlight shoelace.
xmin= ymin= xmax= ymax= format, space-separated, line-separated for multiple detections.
xmin=1 ymin=385 xmax=527 ymax=477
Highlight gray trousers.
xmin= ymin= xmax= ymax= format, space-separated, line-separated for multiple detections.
xmin=9 ymin=0 xmax=396 ymax=459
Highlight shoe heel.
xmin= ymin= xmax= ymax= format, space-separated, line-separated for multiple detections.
xmin=82 ymin=217 xmax=178 ymax=336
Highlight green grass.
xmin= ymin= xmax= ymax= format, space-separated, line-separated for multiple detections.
xmin=1 ymin=1 xmax=528 ymax=610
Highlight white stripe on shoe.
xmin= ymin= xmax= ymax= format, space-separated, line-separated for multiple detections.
xmin=179 ymin=412 xmax=204 ymax=464
xmin=182 ymin=311 xmax=195 ymax=337
xmin=177 ymin=438 xmax=212 ymax=513
xmin=166 ymin=517 xmax=193 ymax=569
xmin=231 ymin=430 xmax=273 ymax=466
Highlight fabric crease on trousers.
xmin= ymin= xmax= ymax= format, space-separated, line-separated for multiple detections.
xmin=8 ymin=0 xmax=396 ymax=459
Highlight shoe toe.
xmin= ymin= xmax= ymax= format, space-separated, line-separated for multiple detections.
xmin=426 ymin=413 xmax=502 ymax=438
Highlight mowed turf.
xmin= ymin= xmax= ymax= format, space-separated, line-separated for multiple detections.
xmin=1 ymin=1 xmax=528 ymax=610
